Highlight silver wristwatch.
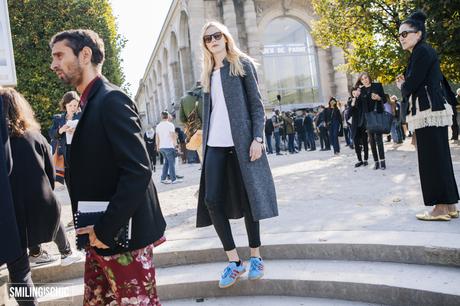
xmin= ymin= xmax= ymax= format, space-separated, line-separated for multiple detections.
xmin=254 ymin=137 xmax=263 ymax=144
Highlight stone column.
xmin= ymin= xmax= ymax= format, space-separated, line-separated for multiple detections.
xmin=179 ymin=46 xmax=194 ymax=92
xmin=222 ymin=0 xmax=239 ymax=42
xmin=316 ymin=47 xmax=334 ymax=103
xmin=243 ymin=0 xmax=267 ymax=103
xmin=331 ymin=46 xmax=350 ymax=101
xmin=163 ymin=73 xmax=171 ymax=111
xmin=186 ymin=0 xmax=205 ymax=83
xmin=170 ymin=61 xmax=184 ymax=101
xmin=153 ymin=90 xmax=160 ymax=124
xmin=157 ymin=81 xmax=165 ymax=112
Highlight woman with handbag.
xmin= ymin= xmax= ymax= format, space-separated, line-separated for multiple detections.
xmin=354 ymin=72 xmax=387 ymax=170
xmin=396 ymin=11 xmax=459 ymax=221
xmin=197 ymin=21 xmax=278 ymax=289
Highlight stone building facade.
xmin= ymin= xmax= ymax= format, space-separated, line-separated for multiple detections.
xmin=135 ymin=0 xmax=351 ymax=127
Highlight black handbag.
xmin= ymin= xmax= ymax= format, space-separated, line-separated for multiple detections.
xmin=365 ymin=105 xmax=393 ymax=134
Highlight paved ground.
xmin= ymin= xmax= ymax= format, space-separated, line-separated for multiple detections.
xmin=48 ymin=137 xmax=460 ymax=255
xmin=165 ymin=296 xmax=380 ymax=306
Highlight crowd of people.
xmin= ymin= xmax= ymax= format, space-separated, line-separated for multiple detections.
xmin=0 ymin=10 xmax=459 ymax=306
xmin=264 ymin=77 xmax=460 ymax=175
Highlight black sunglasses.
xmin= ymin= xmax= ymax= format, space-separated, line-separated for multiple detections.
xmin=398 ymin=30 xmax=418 ymax=38
xmin=203 ymin=32 xmax=223 ymax=44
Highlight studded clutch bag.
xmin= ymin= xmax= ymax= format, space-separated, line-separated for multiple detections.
xmin=74 ymin=201 xmax=132 ymax=250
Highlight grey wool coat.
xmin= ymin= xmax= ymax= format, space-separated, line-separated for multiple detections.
xmin=196 ymin=58 xmax=278 ymax=228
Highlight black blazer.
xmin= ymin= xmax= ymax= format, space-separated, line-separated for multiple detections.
xmin=358 ymin=83 xmax=386 ymax=114
xmin=323 ymin=108 xmax=332 ymax=126
xmin=0 ymin=101 xmax=22 ymax=264
xmin=401 ymin=41 xmax=448 ymax=115
xmin=330 ymin=108 xmax=342 ymax=126
xmin=9 ymin=130 xmax=61 ymax=249
xmin=69 ymin=77 xmax=166 ymax=256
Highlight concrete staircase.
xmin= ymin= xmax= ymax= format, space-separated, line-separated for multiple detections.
xmin=2 ymin=231 xmax=460 ymax=306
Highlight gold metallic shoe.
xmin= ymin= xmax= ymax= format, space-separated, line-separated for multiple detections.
xmin=415 ymin=212 xmax=451 ymax=221
xmin=448 ymin=210 xmax=459 ymax=218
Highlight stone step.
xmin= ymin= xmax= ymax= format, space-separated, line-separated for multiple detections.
xmin=36 ymin=259 xmax=460 ymax=306
xmin=2 ymin=230 xmax=459 ymax=287
xmin=164 ymin=296 xmax=381 ymax=305
xmin=153 ymin=230 xmax=460 ymax=268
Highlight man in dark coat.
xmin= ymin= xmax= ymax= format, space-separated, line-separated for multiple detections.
xmin=50 ymin=29 xmax=165 ymax=305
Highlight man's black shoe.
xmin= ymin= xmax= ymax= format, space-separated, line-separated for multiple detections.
xmin=355 ymin=161 xmax=364 ymax=168
xmin=374 ymin=162 xmax=380 ymax=170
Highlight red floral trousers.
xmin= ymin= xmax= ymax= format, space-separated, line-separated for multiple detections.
xmin=83 ymin=244 xmax=161 ymax=306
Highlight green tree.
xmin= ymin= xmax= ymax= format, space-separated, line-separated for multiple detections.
xmin=8 ymin=0 xmax=126 ymax=134
xmin=311 ymin=0 xmax=460 ymax=84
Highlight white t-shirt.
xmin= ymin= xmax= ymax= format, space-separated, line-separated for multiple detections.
xmin=156 ymin=121 xmax=176 ymax=149
xmin=207 ymin=69 xmax=234 ymax=147
xmin=65 ymin=119 xmax=79 ymax=144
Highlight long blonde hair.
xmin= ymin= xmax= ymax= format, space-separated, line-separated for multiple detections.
xmin=200 ymin=21 xmax=256 ymax=93
xmin=0 ymin=87 xmax=41 ymax=137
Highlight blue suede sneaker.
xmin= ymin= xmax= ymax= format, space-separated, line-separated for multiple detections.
xmin=248 ymin=257 xmax=264 ymax=280
xmin=219 ymin=261 xmax=246 ymax=288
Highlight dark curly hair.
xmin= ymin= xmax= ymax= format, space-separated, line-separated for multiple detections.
xmin=49 ymin=29 xmax=105 ymax=66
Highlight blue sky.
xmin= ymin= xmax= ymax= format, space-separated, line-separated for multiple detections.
xmin=110 ymin=0 xmax=174 ymax=96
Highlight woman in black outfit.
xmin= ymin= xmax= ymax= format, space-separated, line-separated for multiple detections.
xmin=1 ymin=87 xmax=62 ymax=305
xmin=354 ymin=72 xmax=387 ymax=170
xmin=349 ymin=87 xmax=369 ymax=167
xmin=396 ymin=11 xmax=459 ymax=221
xmin=144 ymin=127 xmax=157 ymax=172
xmin=329 ymin=97 xmax=342 ymax=155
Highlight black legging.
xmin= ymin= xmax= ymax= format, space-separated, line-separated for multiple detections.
xmin=354 ymin=127 xmax=369 ymax=162
xmin=204 ymin=146 xmax=260 ymax=251
xmin=369 ymin=132 xmax=385 ymax=161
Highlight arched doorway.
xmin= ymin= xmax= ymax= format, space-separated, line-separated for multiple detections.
xmin=262 ymin=17 xmax=320 ymax=108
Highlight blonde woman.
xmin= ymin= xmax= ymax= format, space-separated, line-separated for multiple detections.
xmin=196 ymin=21 xmax=278 ymax=288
